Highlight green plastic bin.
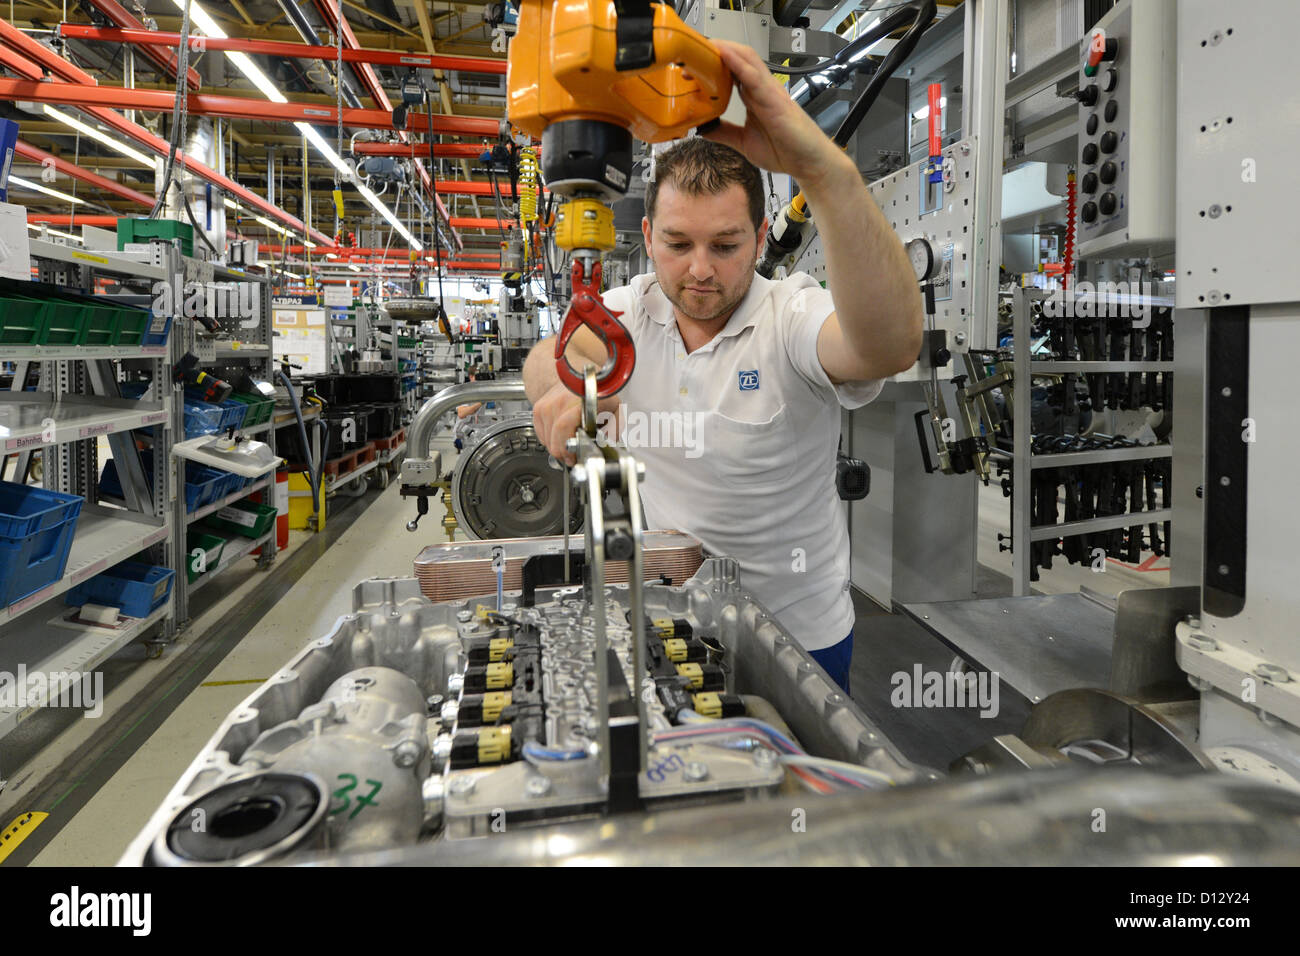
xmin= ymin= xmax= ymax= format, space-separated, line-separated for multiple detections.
xmin=113 ymin=305 xmax=150 ymax=346
xmin=41 ymin=298 xmax=92 ymax=345
xmin=0 ymin=296 xmax=47 ymax=344
xmin=229 ymin=391 xmax=273 ymax=427
xmin=202 ymin=501 xmax=276 ymax=539
xmin=184 ymin=531 xmax=226 ymax=583
xmin=80 ymin=302 xmax=117 ymax=346
xmin=117 ymin=218 xmax=194 ymax=258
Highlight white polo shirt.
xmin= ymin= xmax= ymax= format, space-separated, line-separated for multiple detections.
xmin=601 ymin=271 xmax=884 ymax=652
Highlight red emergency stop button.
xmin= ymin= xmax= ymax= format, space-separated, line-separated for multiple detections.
xmin=1084 ymin=30 xmax=1118 ymax=77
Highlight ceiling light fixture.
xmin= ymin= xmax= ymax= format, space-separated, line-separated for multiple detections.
xmin=8 ymin=174 xmax=85 ymax=205
xmin=43 ymin=106 xmax=155 ymax=166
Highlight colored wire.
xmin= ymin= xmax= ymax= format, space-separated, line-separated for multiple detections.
xmin=660 ymin=711 xmax=887 ymax=791
xmin=522 ymin=741 xmax=588 ymax=762
xmin=781 ymin=755 xmax=894 ymax=788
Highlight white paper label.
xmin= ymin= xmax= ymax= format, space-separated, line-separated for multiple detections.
xmin=215 ymin=506 xmax=258 ymax=528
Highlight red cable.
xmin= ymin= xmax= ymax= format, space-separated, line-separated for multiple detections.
xmin=1063 ymin=171 xmax=1076 ymax=291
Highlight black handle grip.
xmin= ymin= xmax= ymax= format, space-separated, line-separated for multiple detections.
xmin=914 ymin=409 xmax=937 ymax=474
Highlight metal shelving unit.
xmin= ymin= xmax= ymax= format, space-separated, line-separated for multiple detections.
xmin=0 ymin=601 xmax=173 ymax=741
xmin=0 ymin=392 xmax=169 ymax=449
xmin=0 ymin=238 xmax=182 ymax=773
xmin=1008 ymin=287 xmax=1175 ymax=594
xmin=186 ymin=476 xmax=273 ymax=524
xmin=1 ymin=506 xmax=170 ymax=622
xmin=168 ymin=253 xmax=279 ymax=628
xmin=188 ymin=530 xmax=275 ymax=594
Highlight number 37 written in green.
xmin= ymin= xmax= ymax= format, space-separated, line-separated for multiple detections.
xmin=331 ymin=773 xmax=383 ymax=819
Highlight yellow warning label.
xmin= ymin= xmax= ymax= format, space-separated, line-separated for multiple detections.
xmin=71 ymin=251 xmax=110 ymax=265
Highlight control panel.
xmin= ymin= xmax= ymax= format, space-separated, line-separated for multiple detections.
xmin=1075 ymin=0 xmax=1176 ymax=259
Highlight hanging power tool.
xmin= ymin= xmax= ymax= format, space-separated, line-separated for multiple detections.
xmin=175 ymin=352 xmax=232 ymax=404
xmin=756 ymin=0 xmax=936 ymax=279
xmin=507 ymin=0 xmax=732 ymax=398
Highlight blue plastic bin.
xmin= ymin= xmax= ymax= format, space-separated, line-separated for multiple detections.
xmin=99 ymin=453 xmax=222 ymax=512
xmin=213 ymin=471 xmax=242 ymax=499
xmin=184 ymin=391 xmax=247 ymax=434
xmin=141 ymin=312 xmax=173 ymax=347
xmin=190 ymin=466 xmax=228 ymax=506
xmin=183 ymin=399 xmax=223 ymax=438
xmin=65 ymin=561 xmax=174 ymax=618
xmin=0 ymin=481 xmax=84 ymax=606
xmin=215 ymin=398 xmax=248 ymax=432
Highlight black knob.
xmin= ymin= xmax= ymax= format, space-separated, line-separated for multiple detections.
xmin=605 ymin=527 xmax=634 ymax=560
xmin=1100 ymin=38 xmax=1118 ymax=62
xmin=1103 ymin=68 xmax=1119 ymax=92
xmin=1081 ymin=142 xmax=1099 ymax=165
xmin=933 ymin=347 xmax=952 ymax=366
xmin=1099 ymin=192 xmax=1117 ymax=215
xmin=1104 ymin=99 xmax=1118 ymax=123
xmin=1080 ymin=171 xmax=1099 ymax=193
xmin=1081 ymin=201 xmax=1098 ymax=223
xmin=1100 ymin=130 xmax=1119 ymax=153
xmin=1099 ymin=160 xmax=1118 ymax=184
xmin=1086 ymin=113 xmax=1099 ymax=135
xmin=1078 ymin=84 xmax=1099 ymax=107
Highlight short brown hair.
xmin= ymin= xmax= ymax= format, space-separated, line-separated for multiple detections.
xmin=644 ymin=138 xmax=765 ymax=233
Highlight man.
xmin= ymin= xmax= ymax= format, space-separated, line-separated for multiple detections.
xmin=522 ymin=40 xmax=922 ymax=692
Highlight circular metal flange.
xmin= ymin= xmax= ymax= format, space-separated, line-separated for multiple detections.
xmin=151 ymin=771 xmax=329 ymax=866
xmin=384 ymin=297 xmax=442 ymax=321
xmin=451 ymin=417 xmax=583 ymax=539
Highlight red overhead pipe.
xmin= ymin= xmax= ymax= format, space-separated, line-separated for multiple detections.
xmin=57 ymin=24 xmax=508 ymax=75
xmin=14 ymin=140 xmax=154 ymax=207
xmin=0 ymin=77 xmax=499 ymax=135
xmin=260 ymin=244 xmax=502 ymax=257
xmin=316 ymin=261 xmax=498 ymax=271
xmin=306 ymin=1 xmax=461 ymax=251
xmin=0 ymin=19 xmax=334 ymax=247
xmin=28 ymin=214 xmax=122 ymax=227
xmin=352 ymin=142 xmax=519 ymax=159
xmin=0 ymin=40 xmax=45 ymax=80
xmin=77 ymin=1 xmax=202 ymax=90
xmin=54 ymin=28 xmax=467 ymax=247
xmin=449 ymin=217 xmax=515 ymax=230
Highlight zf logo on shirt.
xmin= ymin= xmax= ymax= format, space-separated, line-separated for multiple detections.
xmin=738 ymin=369 xmax=760 ymax=391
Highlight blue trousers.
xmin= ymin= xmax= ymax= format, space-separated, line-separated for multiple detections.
xmin=809 ymin=630 xmax=854 ymax=695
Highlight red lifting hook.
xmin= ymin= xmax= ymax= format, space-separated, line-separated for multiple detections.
xmin=553 ymin=259 xmax=636 ymax=399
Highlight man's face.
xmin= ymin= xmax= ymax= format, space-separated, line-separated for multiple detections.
xmin=642 ymin=182 xmax=767 ymax=327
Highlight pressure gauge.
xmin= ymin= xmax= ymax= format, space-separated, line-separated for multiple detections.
xmin=907 ymin=238 xmax=938 ymax=282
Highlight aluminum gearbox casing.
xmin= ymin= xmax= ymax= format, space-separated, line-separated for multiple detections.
xmin=121 ymin=560 xmax=934 ymax=866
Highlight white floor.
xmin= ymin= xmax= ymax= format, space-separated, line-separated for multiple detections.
xmin=15 ymin=448 xmax=1170 ymax=865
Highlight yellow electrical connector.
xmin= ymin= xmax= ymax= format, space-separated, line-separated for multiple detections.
xmin=691 ymin=692 xmax=723 ymax=718
xmin=477 ymin=726 xmax=512 ymax=764
xmin=480 ymin=691 xmax=511 ymax=723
